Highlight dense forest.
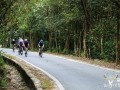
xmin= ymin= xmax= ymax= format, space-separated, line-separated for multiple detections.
xmin=0 ymin=0 xmax=120 ymax=64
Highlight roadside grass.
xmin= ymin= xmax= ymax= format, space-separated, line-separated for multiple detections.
xmin=40 ymin=76 xmax=53 ymax=89
xmin=30 ymin=68 xmax=54 ymax=90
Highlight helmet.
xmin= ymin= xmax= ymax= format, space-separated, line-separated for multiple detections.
xmin=12 ymin=39 xmax=15 ymax=41
xmin=24 ymin=39 xmax=27 ymax=41
xmin=19 ymin=38 xmax=23 ymax=42
xmin=40 ymin=39 xmax=43 ymax=42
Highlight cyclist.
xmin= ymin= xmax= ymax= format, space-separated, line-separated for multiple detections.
xmin=38 ymin=39 xmax=44 ymax=57
xmin=24 ymin=39 xmax=29 ymax=57
xmin=11 ymin=38 xmax=16 ymax=52
xmin=18 ymin=37 xmax=24 ymax=55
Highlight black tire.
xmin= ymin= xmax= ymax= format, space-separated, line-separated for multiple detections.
xmin=39 ymin=52 xmax=42 ymax=57
xmin=13 ymin=47 xmax=14 ymax=52
xmin=13 ymin=46 xmax=15 ymax=52
xmin=18 ymin=47 xmax=23 ymax=55
xmin=25 ymin=48 xmax=28 ymax=57
xmin=18 ymin=49 xmax=20 ymax=55
xmin=19 ymin=52 xmax=20 ymax=55
xmin=21 ymin=51 xmax=23 ymax=55
xmin=39 ymin=47 xmax=43 ymax=58
xmin=39 ymin=52 xmax=40 ymax=56
xmin=40 ymin=54 xmax=42 ymax=57
xmin=25 ymin=52 xmax=27 ymax=57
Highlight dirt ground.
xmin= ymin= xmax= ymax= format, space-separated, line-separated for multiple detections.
xmin=5 ymin=64 xmax=30 ymax=90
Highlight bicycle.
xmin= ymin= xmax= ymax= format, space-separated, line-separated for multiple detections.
xmin=25 ymin=47 xmax=28 ymax=57
xmin=12 ymin=44 xmax=16 ymax=52
xmin=39 ymin=46 xmax=43 ymax=57
xmin=18 ymin=46 xmax=23 ymax=55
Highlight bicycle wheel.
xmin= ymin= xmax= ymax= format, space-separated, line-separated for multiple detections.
xmin=25 ymin=51 xmax=27 ymax=57
xmin=13 ymin=46 xmax=14 ymax=52
xmin=39 ymin=47 xmax=42 ymax=57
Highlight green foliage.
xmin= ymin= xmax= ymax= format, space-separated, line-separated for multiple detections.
xmin=0 ymin=0 xmax=120 ymax=63
xmin=0 ymin=51 xmax=7 ymax=89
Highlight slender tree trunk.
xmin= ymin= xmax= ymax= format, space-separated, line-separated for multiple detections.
xmin=29 ymin=31 xmax=33 ymax=50
xmin=74 ymin=29 xmax=76 ymax=53
xmin=55 ymin=32 xmax=57 ymax=48
xmin=78 ymin=32 xmax=80 ymax=56
xmin=9 ymin=31 xmax=12 ymax=48
xmin=65 ymin=36 xmax=69 ymax=51
xmin=48 ymin=31 xmax=52 ymax=49
xmin=81 ymin=0 xmax=91 ymax=58
xmin=100 ymin=35 xmax=103 ymax=55
xmin=83 ymin=22 xmax=87 ymax=57
xmin=116 ymin=11 xmax=119 ymax=65
xmin=58 ymin=31 xmax=61 ymax=51
xmin=64 ymin=30 xmax=70 ymax=51
xmin=79 ymin=32 xmax=82 ymax=56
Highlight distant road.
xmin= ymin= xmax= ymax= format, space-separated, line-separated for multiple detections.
xmin=1 ymin=48 xmax=120 ymax=90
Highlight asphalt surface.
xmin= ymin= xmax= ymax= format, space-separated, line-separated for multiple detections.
xmin=1 ymin=48 xmax=120 ymax=90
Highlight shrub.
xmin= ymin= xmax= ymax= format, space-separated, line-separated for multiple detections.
xmin=0 ymin=51 xmax=7 ymax=89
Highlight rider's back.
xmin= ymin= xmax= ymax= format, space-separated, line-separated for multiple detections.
xmin=38 ymin=40 xmax=44 ymax=47
xmin=39 ymin=42 xmax=43 ymax=46
xmin=12 ymin=39 xmax=15 ymax=44
xmin=18 ymin=38 xmax=24 ymax=47
xmin=24 ymin=41 xmax=29 ymax=47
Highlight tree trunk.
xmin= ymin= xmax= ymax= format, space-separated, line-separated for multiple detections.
xmin=81 ymin=0 xmax=91 ymax=58
xmin=65 ymin=36 xmax=69 ymax=51
xmin=100 ymin=35 xmax=103 ymax=55
xmin=79 ymin=31 xmax=82 ymax=56
xmin=83 ymin=22 xmax=87 ymax=57
xmin=116 ymin=11 xmax=119 ymax=65
xmin=64 ymin=30 xmax=70 ymax=51
xmin=29 ymin=31 xmax=33 ymax=50
xmin=55 ymin=32 xmax=57 ymax=48
xmin=74 ymin=29 xmax=77 ymax=53
xmin=48 ymin=31 xmax=52 ymax=49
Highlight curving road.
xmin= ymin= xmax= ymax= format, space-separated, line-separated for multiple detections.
xmin=1 ymin=48 xmax=120 ymax=90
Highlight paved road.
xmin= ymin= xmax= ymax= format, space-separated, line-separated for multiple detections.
xmin=1 ymin=48 xmax=120 ymax=90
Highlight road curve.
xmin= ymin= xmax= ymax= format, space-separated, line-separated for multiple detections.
xmin=1 ymin=48 xmax=120 ymax=90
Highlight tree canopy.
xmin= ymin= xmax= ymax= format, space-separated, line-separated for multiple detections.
xmin=0 ymin=0 xmax=120 ymax=64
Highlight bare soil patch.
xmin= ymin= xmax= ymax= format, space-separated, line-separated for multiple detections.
xmin=5 ymin=64 xmax=30 ymax=90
